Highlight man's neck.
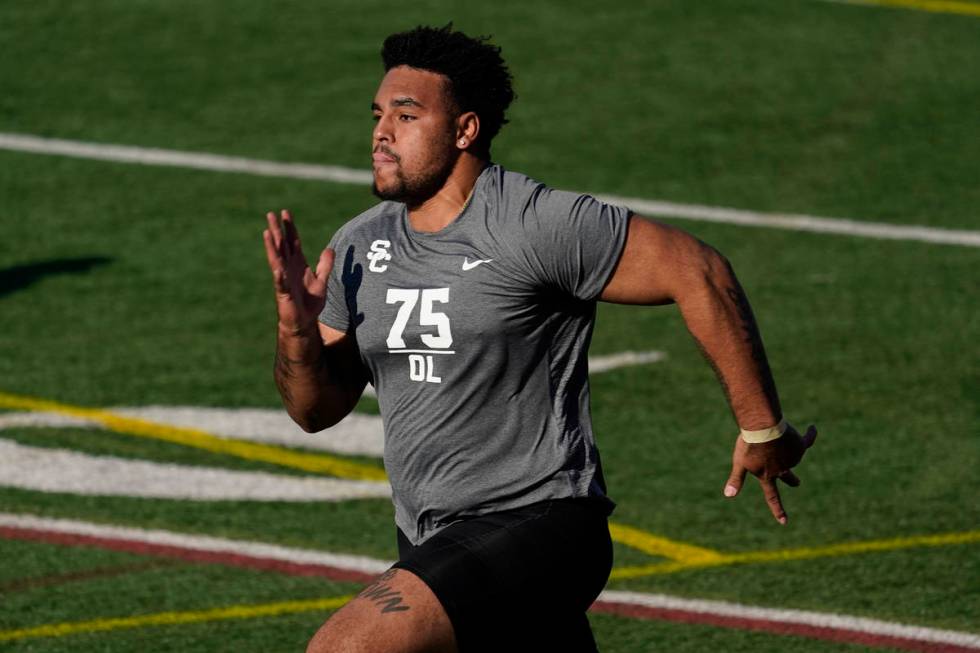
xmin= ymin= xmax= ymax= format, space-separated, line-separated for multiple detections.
xmin=407 ymin=154 xmax=488 ymax=233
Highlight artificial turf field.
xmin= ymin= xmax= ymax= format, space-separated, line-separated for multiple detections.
xmin=0 ymin=1 xmax=978 ymax=651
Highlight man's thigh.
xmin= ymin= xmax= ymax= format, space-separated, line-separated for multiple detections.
xmin=306 ymin=568 xmax=457 ymax=653
xmin=394 ymin=497 xmax=613 ymax=652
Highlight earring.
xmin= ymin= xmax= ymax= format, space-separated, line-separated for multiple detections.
xmin=458 ymin=139 xmax=466 ymax=146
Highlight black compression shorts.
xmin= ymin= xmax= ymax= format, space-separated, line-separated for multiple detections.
xmin=392 ymin=497 xmax=614 ymax=653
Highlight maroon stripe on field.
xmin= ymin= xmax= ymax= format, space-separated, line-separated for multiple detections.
xmin=0 ymin=526 xmax=375 ymax=584
xmin=2 ymin=525 xmax=974 ymax=652
xmin=589 ymin=601 xmax=975 ymax=653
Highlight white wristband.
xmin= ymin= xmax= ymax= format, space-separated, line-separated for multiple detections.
xmin=740 ymin=419 xmax=787 ymax=444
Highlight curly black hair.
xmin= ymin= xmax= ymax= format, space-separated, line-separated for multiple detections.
xmin=381 ymin=24 xmax=516 ymax=157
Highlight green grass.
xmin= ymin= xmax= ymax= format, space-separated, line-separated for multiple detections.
xmin=1 ymin=0 xmax=978 ymax=651
xmin=0 ymin=539 xmax=355 ymax=652
xmin=2 ymin=1 xmax=978 ymax=227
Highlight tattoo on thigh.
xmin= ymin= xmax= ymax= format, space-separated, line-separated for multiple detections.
xmin=357 ymin=569 xmax=411 ymax=614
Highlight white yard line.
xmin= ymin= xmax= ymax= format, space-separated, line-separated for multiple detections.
xmin=0 ymin=512 xmax=391 ymax=576
xmin=0 ymin=407 xmax=386 ymax=456
xmin=2 ymin=512 xmax=977 ymax=650
xmin=0 ymin=347 xmax=666 ymax=499
xmin=600 ymin=590 xmax=980 ymax=649
xmin=120 ymin=406 xmax=386 ymax=456
xmin=589 ymin=350 xmax=667 ymax=373
xmin=2 ymin=132 xmax=977 ymax=247
xmin=597 ymin=194 xmax=980 ymax=247
xmin=0 ymin=133 xmax=372 ymax=185
xmin=0 ymin=439 xmax=391 ymax=502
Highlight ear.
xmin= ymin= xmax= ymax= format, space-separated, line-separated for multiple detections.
xmin=455 ymin=111 xmax=480 ymax=150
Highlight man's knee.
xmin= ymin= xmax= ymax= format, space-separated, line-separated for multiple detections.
xmin=306 ymin=568 xmax=456 ymax=653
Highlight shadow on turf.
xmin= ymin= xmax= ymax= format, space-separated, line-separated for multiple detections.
xmin=0 ymin=257 xmax=112 ymax=298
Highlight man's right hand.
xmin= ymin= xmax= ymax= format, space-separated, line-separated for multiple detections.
xmin=263 ymin=209 xmax=334 ymax=335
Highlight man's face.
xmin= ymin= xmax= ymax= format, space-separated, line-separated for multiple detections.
xmin=371 ymin=65 xmax=459 ymax=206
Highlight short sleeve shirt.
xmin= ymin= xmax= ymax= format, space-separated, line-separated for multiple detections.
xmin=320 ymin=164 xmax=630 ymax=544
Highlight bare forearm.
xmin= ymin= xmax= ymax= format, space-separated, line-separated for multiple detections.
xmin=595 ymin=215 xmax=780 ymax=427
xmin=274 ymin=324 xmax=359 ymax=432
xmin=678 ymin=253 xmax=782 ymax=430
xmin=599 ymin=215 xmax=815 ymax=523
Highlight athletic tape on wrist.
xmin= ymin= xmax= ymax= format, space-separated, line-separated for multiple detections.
xmin=739 ymin=419 xmax=787 ymax=444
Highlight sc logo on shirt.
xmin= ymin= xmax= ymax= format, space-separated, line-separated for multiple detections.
xmin=367 ymin=240 xmax=392 ymax=272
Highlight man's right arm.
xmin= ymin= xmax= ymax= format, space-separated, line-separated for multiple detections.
xmin=274 ymin=322 xmax=368 ymax=433
xmin=263 ymin=209 xmax=368 ymax=433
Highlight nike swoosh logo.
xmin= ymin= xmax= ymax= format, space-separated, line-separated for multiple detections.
xmin=462 ymin=258 xmax=493 ymax=271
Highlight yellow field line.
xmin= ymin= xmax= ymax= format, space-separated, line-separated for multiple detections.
xmin=608 ymin=521 xmax=724 ymax=563
xmin=0 ymin=391 xmax=386 ymax=481
xmin=610 ymin=529 xmax=980 ymax=580
xmin=8 ymin=390 xmax=971 ymax=576
xmin=0 ymin=390 xmax=705 ymax=558
xmin=0 ymin=595 xmax=353 ymax=642
xmin=5 ymin=534 xmax=974 ymax=642
xmin=831 ymin=0 xmax=980 ymax=17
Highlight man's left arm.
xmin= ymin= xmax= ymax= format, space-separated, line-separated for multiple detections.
xmin=600 ymin=214 xmax=817 ymax=524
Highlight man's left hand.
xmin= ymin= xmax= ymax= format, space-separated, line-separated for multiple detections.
xmin=724 ymin=423 xmax=818 ymax=524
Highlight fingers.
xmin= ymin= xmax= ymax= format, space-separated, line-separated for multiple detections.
xmin=315 ymin=247 xmax=335 ymax=280
xmin=262 ymin=229 xmax=287 ymax=293
xmin=760 ymin=478 xmax=787 ymax=524
xmin=725 ymin=422 xmax=817 ymax=524
xmin=266 ymin=211 xmax=284 ymax=252
xmin=724 ymin=463 xmax=747 ymax=498
xmin=775 ymin=424 xmax=813 ymax=490
xmin=308 ymin=247 xmax=335 ymax=296
xmin=264 ymin=210 xmax=302 ymax=296
xmin=281 ymin=209 xmax=303 ymax=258
xmin=802 ymin=424 xmax=818 ymax=449
xmin=779 ymin=470 xmax=801 ymax=487
xmin=265 ymin=209 xmax=301 ymax=258
xmin=725 ymin=461 xmax=797 ymax=524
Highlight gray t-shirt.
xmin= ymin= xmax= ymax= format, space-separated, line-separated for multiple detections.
xmin=319 ymin=164 xmax=631 ymax=545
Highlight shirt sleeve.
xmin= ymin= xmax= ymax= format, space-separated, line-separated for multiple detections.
xmin=517 ymin=185 xmax=631 ymax=301
xmin=318 ymin=230 xmax=353 ymax=332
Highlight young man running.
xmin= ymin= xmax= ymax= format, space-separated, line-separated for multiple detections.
xmin=263 ymin=24 xmax=817 ymax=653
